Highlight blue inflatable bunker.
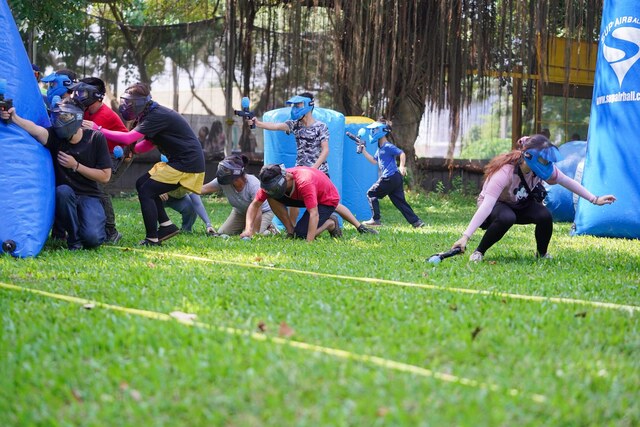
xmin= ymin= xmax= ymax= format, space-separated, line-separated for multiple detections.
xmin=544 ymin=140 xmax=587 ymax=222
xmin=0 ymin=0 xmax=54 ymax=257
xmin=574 ymin=0 xmax=640 ymax=238
xmin=342 ymin=117 xmax=377 ymax=221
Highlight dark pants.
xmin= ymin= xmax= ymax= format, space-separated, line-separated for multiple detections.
xmin=99 ymin=154 xmax=134 ymax=238
xmin=293 ymin=204 xmax=336 ymax=239
xmin=136 ymin=173 xmax=180 ymax=239
xmin=99 ymin=191 xmax=117 ymax=238
xmin=55 ymin=185 xmax=106 ymax=250
xmin=367 ymin=172 xmax=420 ymax=224
xmin=165 ymin=196 xmax=197 ymax=232
xmin=476 ymin=200 xmax=553 ymax=256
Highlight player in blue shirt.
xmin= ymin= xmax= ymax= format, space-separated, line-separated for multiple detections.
xmin=359 ymin=119 xmax=425 ymax=228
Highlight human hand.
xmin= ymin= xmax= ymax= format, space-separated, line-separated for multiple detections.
xmin=594 ymin=195 xmax=616 ymax=205
xmin=57 ymin=151 xmax=78 ymax=170
xmin=206 ymin=226 xmax=217 ymax=235
xmin=452 ymin=234 xmax=469 ymax=252
xmin=82 ymin=119 xmax=97 ymax=130
xmin=240 ymin=230 xmax=253 ymax=239
xmin=399 ymin=166 xmax=407 ymax=176
xmin=0 ymin=106 xmax=15 ymax=122
xmin=159 ymin=193 xmax=168 ymax=202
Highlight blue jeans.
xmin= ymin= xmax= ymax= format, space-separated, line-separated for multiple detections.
xmin=165 ymin=196 xmax=197 ymax=232
xmin=55 ymin=185 xmax=106 ymax=250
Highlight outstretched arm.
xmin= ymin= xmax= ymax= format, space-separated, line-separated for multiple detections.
xmin=200 ymin=179 xmax=221 ymax=195
xmin=452 ymin=194 xmax=498 ymax=252
xmin=249 ymin=117 xmax=288 ymax=132
xmin=83 ymin=120 xmax=144 ymax=145
xmin=1 ymin=107 xmax=48 ymax=145
xmin=548 ymin=169 xmax=616 ymax=205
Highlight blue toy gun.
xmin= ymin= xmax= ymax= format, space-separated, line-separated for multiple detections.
xmin=234 ymin=97 xmax=255 ymax=129
xmin=0 ymin=79 xmax=13 ymax=124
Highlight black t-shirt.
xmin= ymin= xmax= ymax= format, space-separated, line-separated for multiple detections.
xmin=46 ymin=129 xmax=112 ymax=196
xmin=135 ymin=105 xmax=205 ymax=173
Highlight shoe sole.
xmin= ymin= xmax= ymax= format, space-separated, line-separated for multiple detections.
xmin=158 ymin=229 xmax=180 ymax=242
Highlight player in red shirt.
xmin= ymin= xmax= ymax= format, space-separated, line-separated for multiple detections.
xmin=242 ymin=165 xmax=376 ymax=242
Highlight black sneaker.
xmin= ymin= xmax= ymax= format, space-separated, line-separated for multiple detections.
xmin=138 ymin=238 xmax=161 ymax=246
xmin=157 ymin=224 xmax=180 ymax=241
xmin=357 ymin=224 xmax=379 ymax=235
xmin=328 ymin=214 xmax=342 ymax=238
xmin=106 ymin=231 xmax=123 ymax=244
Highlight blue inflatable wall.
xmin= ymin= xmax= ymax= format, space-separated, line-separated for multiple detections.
xmin=342 ymin=117 xmax=377 ymax=220
xmin=544 ymin=140 xmax=587 ymax=222
xmin=574 ymin=0 xmax=640 ymax=238
xmin=0 ymin=0 xmax=55 ymax=257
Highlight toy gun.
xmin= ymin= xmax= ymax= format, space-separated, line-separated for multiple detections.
xmin=0 ymin=79 xmax=13 ymax=124
xmin=346 ymin=131 xmax=366 ymax=154
xmin=427 ymin=247 xmax=463 ymax=264
xmin=234 ymin=97 xmax=255 ymax=129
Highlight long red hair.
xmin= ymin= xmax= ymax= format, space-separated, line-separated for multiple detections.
xmin=484 ymin=150 xmax=522 ymax=180
xmin=483 ymin=134 xmax=553 ymax=180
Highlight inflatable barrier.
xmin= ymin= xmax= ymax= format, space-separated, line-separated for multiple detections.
xmin=342 ymin=117 xmax=377 ymax=220
xmin=544 ymin=140 xmax=587 ymax=222
xmin=0 ymin=0 xmax=55 ymax=257
xmin=574 ymin=0 xmax=640 ymax=238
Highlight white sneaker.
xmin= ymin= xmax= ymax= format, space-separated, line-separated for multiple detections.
xmin=469 ymin=251 xmax=483 ymax=262
xmin=537 ymin=252 xmax=553 ymax=259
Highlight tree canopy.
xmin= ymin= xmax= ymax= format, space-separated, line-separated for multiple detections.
xmin=9 ymin=0 xmax=603 ymax=165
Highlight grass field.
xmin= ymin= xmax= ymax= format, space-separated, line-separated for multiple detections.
xmin=1 ymin=191 xmax=639 ymax=426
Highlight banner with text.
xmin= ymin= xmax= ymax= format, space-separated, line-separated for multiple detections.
xmin=574 ymin=0 xmax=640 ymax=238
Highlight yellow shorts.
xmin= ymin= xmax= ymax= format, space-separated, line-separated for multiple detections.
xmin=148 ymin=162 xmax=205 ymax=194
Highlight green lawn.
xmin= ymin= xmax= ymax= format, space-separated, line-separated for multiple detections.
xmin=1 ymin=192 xmax=639 ymax=426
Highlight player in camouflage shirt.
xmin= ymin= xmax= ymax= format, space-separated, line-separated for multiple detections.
xmin=248 ymin=92 xmax=329 ymax=224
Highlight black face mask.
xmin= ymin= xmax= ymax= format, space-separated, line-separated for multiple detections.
xmin=262 ymin=175 xmax=287 ymax=199
xmin=119 ymin=94 xmax=151 ymax=121
xmin=52 ymin=110 xmax=82 ymax=140
xmin=216 ymin=162 xmax=244 ymax=185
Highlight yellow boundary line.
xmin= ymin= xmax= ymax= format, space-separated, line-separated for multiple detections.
xmin=0 ymin=280 xmax=546 ymax=403
xmin=119 ymin=247 xmax=639 ymax=314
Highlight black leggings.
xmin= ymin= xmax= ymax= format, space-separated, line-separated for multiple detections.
xmin=476 ymin=200 xmax=553 ymax=256
xmin=136 ymin=173 xmax=180 ymax=238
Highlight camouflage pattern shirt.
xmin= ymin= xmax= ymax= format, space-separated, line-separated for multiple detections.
xmin=285 ymin=119 xmax=330 ymax=175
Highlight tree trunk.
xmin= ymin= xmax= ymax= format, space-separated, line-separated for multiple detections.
xmin=391 ymin=97 xmax=425 ymax=189
xmin=172 ymin=59 xmax=179 ymax=111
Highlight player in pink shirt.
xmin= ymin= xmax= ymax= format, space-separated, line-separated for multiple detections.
xmin=451 ymin=134 xmax=616 ymax=262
